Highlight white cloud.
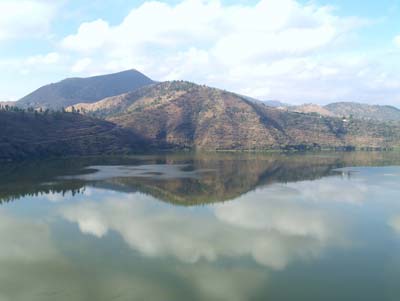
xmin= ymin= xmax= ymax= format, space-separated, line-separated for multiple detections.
xmin=26 ymin=52 xmax=60 ymax=65
xmin=61 ymin=0 xmax=352 ymax=63
xmin=62 ymin=19 xmax=110 ymax=53
xmin=71 ymin=57 xmax=92 ymax=73
xmin=0 ymin=0 xmax=56 ymax=41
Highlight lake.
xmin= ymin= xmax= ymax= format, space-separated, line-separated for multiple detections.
xmin=1 ymin=152 xmax=400 ymax=301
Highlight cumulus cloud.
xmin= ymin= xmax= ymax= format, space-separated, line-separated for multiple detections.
xmin=0 ymin=0 xmax=56 ymax=41
xmin=62 ymin=19 xmax=110 ymax=53
xmin=71 ymin=57 xmax=92 ymax=73
xmin=26 ymin=52 xmax=60 ymax=65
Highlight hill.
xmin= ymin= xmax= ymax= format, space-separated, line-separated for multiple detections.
xmin=325 ymin=102 xmax=400 ymax=121
xmin=68 ymin=81 xmax=400 ymax=151
xmin=0 ymin=110 xmax=148 ymax=161
xmin=16 ymin=69 xmax=154 ymax=110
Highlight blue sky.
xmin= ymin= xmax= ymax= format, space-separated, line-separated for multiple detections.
xmin=0 ymin=0 xmax=399 ymax=105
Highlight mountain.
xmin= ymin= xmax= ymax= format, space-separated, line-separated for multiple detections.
xmin=68 ymin=81 xmax=400 ymax=151
xmin=16 ymin=69 xmax=155 ymax=110
xmin=325 ymin=102 xmax=400 ymax=121
xmin=0 ymin=110 xmax=149 ymax=161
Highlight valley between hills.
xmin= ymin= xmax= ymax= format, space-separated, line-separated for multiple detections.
xmin=1 ymin=69 xmax=400 ymax=161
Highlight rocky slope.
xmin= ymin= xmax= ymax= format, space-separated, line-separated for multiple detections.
xmin=16 ymin=69 xmax=154 ymax=110
xmin=68 ymin=81 xmax=400 ymax=151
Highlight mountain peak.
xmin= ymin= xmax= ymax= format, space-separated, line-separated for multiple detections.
xmin=16 ymin=69 xmax=155 ymax=110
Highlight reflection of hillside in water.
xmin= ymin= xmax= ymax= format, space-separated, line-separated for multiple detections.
xmin=1 ymin=152 xmax=400 ymax=205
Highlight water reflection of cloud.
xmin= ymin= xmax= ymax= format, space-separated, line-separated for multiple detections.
xmin=175 ymin=265 xmax=268 ymax=301
xmin=0 ymin=208 xmax=269 ymax=301
xmin=283 ymin=178 xmax=368 ymax=204
xmin=45 ymin=192 xmax=66 ymax=203
xmin=61 ymin=187 xmax=347 ymax=270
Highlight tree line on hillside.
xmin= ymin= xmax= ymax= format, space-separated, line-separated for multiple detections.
xmin=0 ymin=104 xmax=82 ymax=117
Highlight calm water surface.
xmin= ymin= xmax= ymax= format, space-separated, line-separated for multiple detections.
xmin=1 ymin=152 xmax=400 ymax=301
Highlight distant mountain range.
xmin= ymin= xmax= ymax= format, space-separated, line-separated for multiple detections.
xmin=1 ymin=70 xmax=400 ymax=160
xmin=16 ymin=69 xmax=154 ymax=109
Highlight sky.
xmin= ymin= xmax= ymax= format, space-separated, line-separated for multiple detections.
xmin=0 ymin=0 xmax=400 ymax=105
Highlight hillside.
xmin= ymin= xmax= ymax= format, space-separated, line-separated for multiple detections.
xmin=0 ymin=110 xmax=148 ymax=161
xmin=284 ymin=104 xmax=335 ymax=117
xmin=69 ymin=81 xmax=400 ymax=151
xmin=325 ymin=102 xmax=400 ymax=121
xmin=16 ymin=69 xmax=154 ymax=110
xmin=281 ymin=102 xmax=400 ymax=122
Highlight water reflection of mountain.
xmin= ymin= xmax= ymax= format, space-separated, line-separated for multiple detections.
xmin=1 ymin=152 xmax=400 ymax=205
